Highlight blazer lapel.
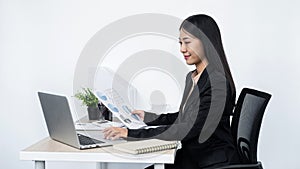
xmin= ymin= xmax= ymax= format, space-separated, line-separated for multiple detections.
xmin=180 ymin=69 xmax=209 ymax=115
xmin=179 ymin=71 xmax=194 ymax=111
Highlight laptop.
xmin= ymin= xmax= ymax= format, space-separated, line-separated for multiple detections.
xmin=38 ymin=92 xmax=125 ymax=149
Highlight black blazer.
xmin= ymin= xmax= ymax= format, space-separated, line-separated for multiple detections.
xmin=128 ymin=67 xmax=240 ymax=169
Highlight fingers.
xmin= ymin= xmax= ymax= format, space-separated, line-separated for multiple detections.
xmin=103 ymin=127 xmax=114 ymax=138
xmin=103 ymin=127 xmax=127 ymax=140
xmin=103 ymin=127 xmax=116 ymax=139
xmin=131 ymin=110 xmax=141 ymax=114
xmin=131 ymin=110 xmax=145 ymax=121
xmin=110 ymin=134 xmax=121 ymax=141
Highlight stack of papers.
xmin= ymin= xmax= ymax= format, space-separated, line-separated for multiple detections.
xmin=75 ymin=121 xmax=124 ymax=131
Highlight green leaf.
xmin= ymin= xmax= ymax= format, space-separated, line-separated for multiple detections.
xmin=74 ymin=87 xmax=99 ymax=107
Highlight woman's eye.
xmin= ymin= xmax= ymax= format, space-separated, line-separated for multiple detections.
xmin=178 ymin=41 xmax=191 ymax=45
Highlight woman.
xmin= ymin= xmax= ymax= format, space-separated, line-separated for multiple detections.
xmin=103 ymin=14 xmax=240 ymax=169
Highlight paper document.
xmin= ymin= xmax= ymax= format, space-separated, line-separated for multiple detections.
xmin=94 ymin=89 xmax=147 ymax=129
xmin=75 ymin=121 xmax=124 ymax=130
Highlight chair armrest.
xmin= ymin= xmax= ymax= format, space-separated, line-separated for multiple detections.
xmin=212 ymin=161 xmax=262 ymax=169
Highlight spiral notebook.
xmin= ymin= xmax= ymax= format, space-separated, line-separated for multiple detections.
xmin=113 ymin=139 xmax=180 ymax=154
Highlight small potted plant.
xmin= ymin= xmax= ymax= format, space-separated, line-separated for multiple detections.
xmin=74 ymin=88 xmax=102 ymax=121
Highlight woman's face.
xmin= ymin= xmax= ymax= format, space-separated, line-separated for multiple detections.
xmin=179 ymin=28 xmax=205 ymax=66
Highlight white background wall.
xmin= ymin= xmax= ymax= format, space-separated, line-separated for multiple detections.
xmin=1 ymin=0 xmax=300 ymax=169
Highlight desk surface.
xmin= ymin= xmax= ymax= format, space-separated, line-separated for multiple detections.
xmin=20 ymin=137 xmax=176 ymax=164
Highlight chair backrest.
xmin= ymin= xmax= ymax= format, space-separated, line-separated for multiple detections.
xmin=231 ymin=88 xmax=271 ymax=164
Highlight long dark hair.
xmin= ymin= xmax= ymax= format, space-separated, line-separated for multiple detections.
xmin=179 ymin=14 xmax=236 ymax=104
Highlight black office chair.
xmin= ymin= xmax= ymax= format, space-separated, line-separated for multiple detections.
xmin=215 ymin=88 xmax=271 ymax=169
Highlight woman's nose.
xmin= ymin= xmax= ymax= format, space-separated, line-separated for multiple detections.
xmin=180 ymin=44 xmax=187 ymax=53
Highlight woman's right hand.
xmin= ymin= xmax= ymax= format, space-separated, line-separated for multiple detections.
xmin=131 ymin=110 xmax=145 ymax=121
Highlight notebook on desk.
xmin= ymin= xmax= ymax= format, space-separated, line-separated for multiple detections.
xmin=113 ymin=139 xmax=180 ymax=154
xmin=38 ymin=92 xmax=126 ymax=150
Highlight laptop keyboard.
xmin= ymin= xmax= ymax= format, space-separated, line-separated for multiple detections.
xmin=77 ymin=134 xmax=104 ymax=145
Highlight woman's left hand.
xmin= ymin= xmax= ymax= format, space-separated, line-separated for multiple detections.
xmin=103 ymin=127 xmax=128 ymax=140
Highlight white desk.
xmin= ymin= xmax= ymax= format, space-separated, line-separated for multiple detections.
xmin=20 ymin=137 xmax=175 ymax=169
